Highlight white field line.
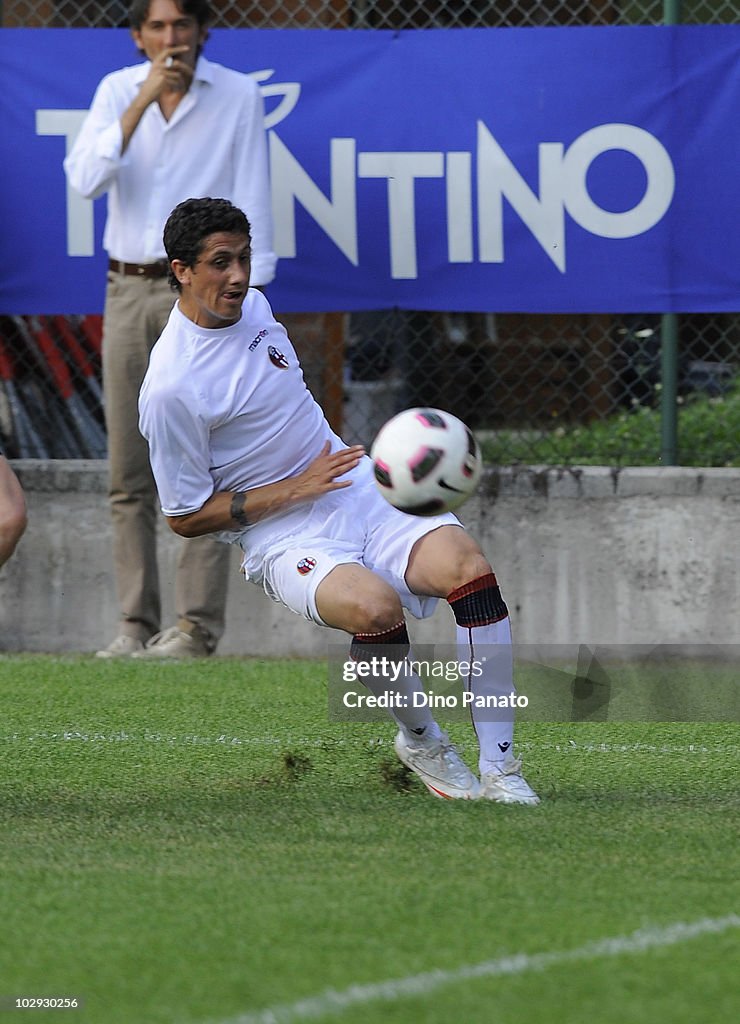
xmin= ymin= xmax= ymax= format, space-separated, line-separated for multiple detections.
xmin=0 ymin=731 xmax=736 ymax=756
xmin=209 ymin=915 xmax=740 ymax=1024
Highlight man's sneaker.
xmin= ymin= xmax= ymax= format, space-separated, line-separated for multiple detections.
xmin=394 ymin=730 xmax=480 ymax=800
xmin=131 ymin=626 xmax=212 ymax=660
xmin=479 ymin=754 xmax=540 ymax=805
xmin=96 ymin=634 xmax=146 ymax=659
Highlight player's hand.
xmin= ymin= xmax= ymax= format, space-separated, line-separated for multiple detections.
xmin=295 ymin=442 xmax=365 ymax=498
xmin=139 ymin=46 xmax=194 ymax=103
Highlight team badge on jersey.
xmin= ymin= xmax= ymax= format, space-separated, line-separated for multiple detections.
xmin=297 ymin=556 xmax=317 ymax=576
xmin=268 ymin=345 xmax=289 ymax=369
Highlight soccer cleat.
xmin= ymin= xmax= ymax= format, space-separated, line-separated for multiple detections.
xmin=131 ymin=626 xmax=213 ymax=660
xmin=394 ymin=729 xmax=480 ymax=800
xmin=479 ymin=754 xmax=540 ymax=805
xmin=95 ymin=634 xmax=146 ymax=659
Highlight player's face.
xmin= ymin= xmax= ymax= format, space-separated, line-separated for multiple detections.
xmin=174 ymin=232 xmax=251 ymax=330
xmin=132 ymin=0 xmax=207 ymax=70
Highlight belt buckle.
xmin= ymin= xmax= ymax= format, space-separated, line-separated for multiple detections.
xmin=136 ymin=264 xmax=147 ymax=277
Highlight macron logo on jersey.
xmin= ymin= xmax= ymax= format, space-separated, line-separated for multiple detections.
xmin=249 ymin=329 xmax=269 ymax=351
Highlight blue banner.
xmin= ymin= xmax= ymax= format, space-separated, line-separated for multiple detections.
xmin=1 ymin=27 xmax=738 ymax=313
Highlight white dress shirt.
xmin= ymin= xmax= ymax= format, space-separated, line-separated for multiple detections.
xmin=64 ymin=56 xmax=276 ymax=286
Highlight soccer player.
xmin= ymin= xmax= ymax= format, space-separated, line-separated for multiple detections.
xmin=139 ymin=198 xmax=539 ymax=804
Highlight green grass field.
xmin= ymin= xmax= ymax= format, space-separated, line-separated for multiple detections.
xmin=0 ymin=655 xmax=737 ymax=1024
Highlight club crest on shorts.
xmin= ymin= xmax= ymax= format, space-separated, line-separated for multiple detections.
xmin=297 ymin=556 xmax=317 ymax=576
xmin=268 ymin=345 xmax=289 ymax=369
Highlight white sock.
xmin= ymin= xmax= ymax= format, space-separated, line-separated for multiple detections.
xmin=456 ymin=616 xmax=515 ymax=776
xmin=361 ymin=655 xmax=443 ymax=743
xmin=350 ymin=625 xmax=443 ymax=744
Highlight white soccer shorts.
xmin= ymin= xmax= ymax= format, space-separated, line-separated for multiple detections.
xmin=239 ymin=456 xmax=460 ymax=625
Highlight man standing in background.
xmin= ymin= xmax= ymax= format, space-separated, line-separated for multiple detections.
xmin=65 ymin=0 xmax=276 ymax=659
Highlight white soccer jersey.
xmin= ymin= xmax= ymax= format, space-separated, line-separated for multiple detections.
xmin=138 ymin=290 xmax=341 ymax=525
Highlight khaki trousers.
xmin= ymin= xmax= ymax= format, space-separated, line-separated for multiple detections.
xmin=102 ymin=271 xmax=231 ymax=645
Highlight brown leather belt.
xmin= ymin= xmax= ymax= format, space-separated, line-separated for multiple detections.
xmin=108 ymin=258 xmax=169 ymax=279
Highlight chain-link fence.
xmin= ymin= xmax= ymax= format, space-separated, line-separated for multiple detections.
xmin=1 ymin=1 xmax=738 ymax=466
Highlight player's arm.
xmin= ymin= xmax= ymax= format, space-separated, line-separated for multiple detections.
xmin=0 ymin=457 xmax=27 ymax=568
xmin=166 ymin=442 xmax=365 ymax=538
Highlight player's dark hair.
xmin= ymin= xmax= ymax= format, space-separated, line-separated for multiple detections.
xmin=163 ymin=198 xmax=252 ymax=292
xmin=128 ymin=0 xmax=213 ymax=31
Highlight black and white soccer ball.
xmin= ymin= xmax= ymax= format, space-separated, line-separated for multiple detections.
xmin=370 ymin=407 xmax=483 ymax=516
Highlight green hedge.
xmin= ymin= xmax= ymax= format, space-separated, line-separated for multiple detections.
xmin=480 ymin=383 xmax=739 ymax=467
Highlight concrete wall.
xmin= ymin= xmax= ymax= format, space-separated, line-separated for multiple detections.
xmin=1 ymin=461 xmax=738 ymax=655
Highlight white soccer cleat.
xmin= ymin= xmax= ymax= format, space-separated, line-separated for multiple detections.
xmin=394 ymin=730 xmax=480 ymax=800
xmin=479 ymin=754 xmax=540 ymax=805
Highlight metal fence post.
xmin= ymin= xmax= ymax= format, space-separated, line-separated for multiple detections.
xmin=660 ymin=313 xmax=679 ymax=464
xmin=660 ymin=0 xmax=682 ymax=465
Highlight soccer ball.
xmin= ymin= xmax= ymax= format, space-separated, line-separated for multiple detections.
xmin=370 ymin=407 xmax=483 ymax=516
